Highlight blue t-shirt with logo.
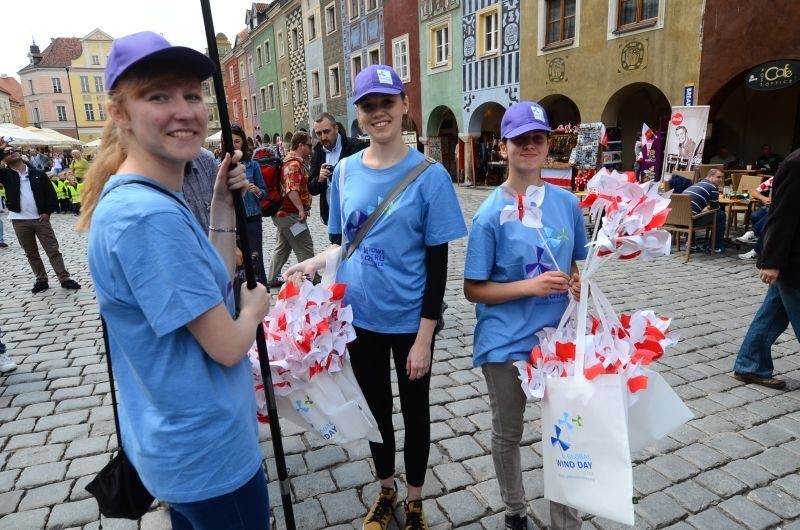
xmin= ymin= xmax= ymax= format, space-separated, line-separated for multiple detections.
xmin=328 ymin=148 xmax=467 ymax=333
xmin=87 ymin=175 xmax=262 ymax=503
xmin=465 ymin=184 xmax=588 ymax=367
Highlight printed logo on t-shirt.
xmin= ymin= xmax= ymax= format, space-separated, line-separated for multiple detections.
xmin=360 ymin=246 xmax=386 ymax=269
xmin=525 ymin=245 xmax=553 ymax=278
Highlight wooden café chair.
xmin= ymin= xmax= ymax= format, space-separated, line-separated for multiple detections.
xmin=662 ymin=194 xmax=718 ymax=262
xmin=726 ymin=174 xmax=763 ymax=236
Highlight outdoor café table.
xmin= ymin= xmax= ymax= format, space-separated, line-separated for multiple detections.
xmin=719 ymin=196 xmax=758 ymax=241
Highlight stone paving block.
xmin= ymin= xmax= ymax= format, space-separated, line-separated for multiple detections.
xmin=0 ymin=507 xmax=50 ymax=530
xmin=717 ymin=495 xmax=782 ymax=530
xmin=447 ymin=416 xmax=478 ymax=435
xmin=70 ymin=474 xmax=94 ymax=501
xmin=704 ymin=432 xmax=762 ymax=459
xmin=521 ymin=468 xmax=544 ymax=500
xmin=17 ymin=480 xmax=72 ymax=511
xmin=319 ymin=489 xmax=365 ymax=525
xmin=46 ymin=498 xmax=99 ymax=529
xmin=273 ymin=498 xmax=326 ymax=530
xmin=439 ymin=434 xmax=484 ymax=461
xmin=663 ymin=479 xmax=719 ymax=513
xmin=433 ymin=462 xmax=473 ymax=491
xmin=468 ymin=411 xmax=492 ymax=431
xmin=429 ymin=405 xmax=452 ymax=422
xmin=646 ymin=454 xmax=700 ymax=482
xmin=775 ymin=473 xmax=800 ymax=497
xmin=751 ymin=446 xmax=799 ymax=475
xmin=686 ymin=506 xmax=746 ymax=530
xmin=0 ymin=407 xmax=20 ymax=423
xmin=721 ymin=459 xmax=774 ymax=488
xmin=740 ymin=422 xmax=794 ymax=447
xmin=748 ymin=484 xmax=800 ymax=519
xmin=331 ymin=460 xmax=373 ymax=489
xmin=3 ymin=371 xmax=46 ymax=385
xmin=0 ymin=489 xmax=24 ymax=516
xmin=51 ymin=385 xmax=94 ymax=401
xmin=688 ymin=415 xmax=738 ymax=435
xmin=5 ymin=443 xmax=66 ymax=469
xmin=305 ymin=445 xmax=347 ymax=472
xmin=64 ymin=436 xmax=109 ymax=459
xmin=50 ymin=423 xmax=91 ymax=443
xmin=445 ymin=397 xmax=489 ymax=417
xmin=429 ymin=421 xmax=455 ymax=442
xmin=54 ymin=395 xmax=103 ymax=414
xmin=16 ymin=461 xmax=68 ymax=488
xmin=1 ymin=380 xmax=49 ymax=396
xmin=264 ymin=453 xmax=306 ymax=479
xmin=17 ymin=401 xmax=56 ymax=419
xmin=463 ymin=455 xmax=496 ymax=483
xmin=694 ymin=468 xmax=747 ymax=497
xmin=674 ymin=442 xmax=729 ymax=469
xmin=10 ymin=389 xmax=53 ymax=407
xmin=5 ymin=431 xmax=47 ymax=451
xmin=437 ymin=489 xmax=487 ymax=526
xmin=421 ymin=469 xmax=445 ymax=498
xmin=769 ymin=415 xmax=800 ymax=437
xmin=447 ymin=384 xmax=481 ymax=401
xmin=65 ymin=453 xmax=110 ymax=479
xmin=291 ymin=470 xmax=337 ymax=500
xmin=636 ymin=491 xmax=686 ymax=527
xmin=34 ymin=409 xmax=90 ymax=432
xmin=0 ymin=469 xmax=20 ymax=494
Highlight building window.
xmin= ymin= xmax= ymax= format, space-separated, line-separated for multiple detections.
xmin=203 ymin=81 xmax=211 ymax=96
xmin=233 ymin=100 xmax=239 ymax=120
xmin=229 ymin=66 xmax=235 ymax=85
xmin=349 ymin=0 xmax=359 ymax=20
xmin=252 ymin=94 xmax=257 ymax=116
xmin=56 ymin=105 xmax=67 ymax=121
xmin=248 ymin=56 xmax=254 ymax=75
xmin=80 ymin=76 xmax=90 ymax=93
xmin=477 ymin=5 xmax=501 ymax=57
xmin=328 ymin=64 xmax=341 ymax=97
xmin=617 ymin=0 xmax=659 ymax=30
xmin=265 ymin=40 xmax=272 ymax=63
xmin=291 ymin=28 xmax=299 ymax=51
xmin=392 ymin=36 xmax=409 ymax=82
xmin=366 ymin=0 xmax=377 ymax=12
xmin=94 ymin=76 xmax=104 ymax=93
xmin=240 ymin=63 xmax=245 ymax=81
xmin=307 ymin=14 xmax=317 ymax=41
xmin=278 ymin=31 xmax=285 ymax=57
xmin=311 ymin=70 xmax=320 ymax=99
xmin=52 ymin=78 xmax=62 ymax=93
xmin=92 ymin=54 xmax=100 ymax=65
xmin=294 ymin=78 xmax=303 ymax=104
xmin=261 ymin=87 xmax=268 ymax=110
xmin=351 ymin=55 xmax=363 ymax=78
xmin=545 ymin=0 xmax=576 ymax=45
xmin=28 ymin=80 xmax=34 ymax=95
xmin=430 ymin=22 xmax=450 ymax=67
xmin=243 ymin=98 xmax=249 ymax=118
xmin=368 ymin=47 xmax=380 ymax=66
xmin=325 ymin=3 xmax=337 ymax=33
xmin=281 ymin=79 xmax=288 ymax=105
xmin=84 ymin=103 xmax=95 ymax=121
xmin=268 ymin=84 xmax=276 ymax=109
xmin=256 ymin=47 xmax=263 ymax=68
xmin=33 ymin=106 xmax=41 ymax=124
xmin=99 ymin=104 xmax=106 ymax=121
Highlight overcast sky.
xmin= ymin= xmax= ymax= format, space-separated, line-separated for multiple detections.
xmin=0 ymin=0 xmax=254 ymax=79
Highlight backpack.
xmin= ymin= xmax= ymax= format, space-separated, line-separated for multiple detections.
xmin=253 ymin=146 xmax=284 ymax=217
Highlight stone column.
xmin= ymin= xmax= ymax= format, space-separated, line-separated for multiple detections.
xmin=459 ymin=132 xmax=480 ymax=186
xmin=419 ymin=136 xmax=430 ymax=157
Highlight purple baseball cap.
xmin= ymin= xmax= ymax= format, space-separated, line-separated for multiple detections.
xmin=105 ymin=31 xmax=215 ymax=91
xmin=501 ymin=101 xmax=552 ymax=139
xmin=353 ymin=65 xmax=404 ymax=104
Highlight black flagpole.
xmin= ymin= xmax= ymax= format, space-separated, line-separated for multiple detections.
xmin=199 ymin=2 xmax=296 ymax=528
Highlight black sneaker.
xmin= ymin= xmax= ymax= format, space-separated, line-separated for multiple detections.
xmin=31 ymin=281 xmax=49 ymax=293
xmin=60 ymin=279 xmax=81 ymax=290
xmin=0 ymin=242 xmax=8 ymax=248
xmin=505 ymin=514 xmax=528 ymax=530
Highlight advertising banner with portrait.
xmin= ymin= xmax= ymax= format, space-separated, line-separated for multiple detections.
xmin=662 ymin=106 xmax=710 ymax=181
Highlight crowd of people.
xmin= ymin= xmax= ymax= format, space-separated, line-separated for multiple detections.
xmin=0 ymin=28 xmax=797 ymax=530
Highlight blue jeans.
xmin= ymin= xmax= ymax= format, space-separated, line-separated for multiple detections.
xmin=752 ymin=208 xmax=769 ymax=254
xmin=692 ymin=209 xmax=726 ymax=249
xmin=169 ymin=469 xmax=270 ymax=530
xmin=734 ymin=280 xmax=800 ymax=378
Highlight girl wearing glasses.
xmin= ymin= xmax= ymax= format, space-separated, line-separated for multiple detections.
xmin=463 ymin=102 xmax=587 ymax=530
xmin=288 ymin=65 xmax=467 ymax=530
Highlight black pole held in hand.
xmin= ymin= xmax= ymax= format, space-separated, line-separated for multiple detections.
xmin=199 ymin=2 xmax=296 ymax=528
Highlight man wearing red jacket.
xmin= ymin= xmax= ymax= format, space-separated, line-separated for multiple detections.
xmin=733 ymin=148 xmax=800 ymax=389
xmin=266 ymin=131 xmax=315 ymax=287
xmin=0 ymin=143 xmax=81 ymax=293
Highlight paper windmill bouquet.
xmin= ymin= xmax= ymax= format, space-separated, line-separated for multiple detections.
xmin=248 ymin=278 xmax=381 ymax=445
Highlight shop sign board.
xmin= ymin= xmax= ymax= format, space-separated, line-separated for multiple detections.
xmin=746 ymin=60 xmax=800 ymax=91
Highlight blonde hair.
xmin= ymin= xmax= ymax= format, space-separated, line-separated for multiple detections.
xmin=77 ymin=68 xmax=203 ymax=232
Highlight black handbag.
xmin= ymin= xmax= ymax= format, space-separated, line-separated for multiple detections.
xmin=85 ymin=317 xmax=154 ymax=519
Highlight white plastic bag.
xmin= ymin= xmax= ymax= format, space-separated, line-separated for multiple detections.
xmin=627 ymin=369 xmax=693 ymax=453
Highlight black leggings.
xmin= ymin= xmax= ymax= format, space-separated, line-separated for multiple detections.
xmin=349 ymin=326 xmax=434 ymax=487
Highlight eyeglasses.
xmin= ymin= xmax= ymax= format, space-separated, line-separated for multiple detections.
xmin=508 ymin=133 xmax=550 ymax=147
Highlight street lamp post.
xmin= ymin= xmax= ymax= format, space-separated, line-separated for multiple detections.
xmin=64 ymin=66 xmax=80 ymax=140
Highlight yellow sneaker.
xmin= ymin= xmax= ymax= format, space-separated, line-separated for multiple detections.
xmin=403 ymin=499 xmax=429 ymax=530
xmin=362 ymin=485 xmax=397 ymax=530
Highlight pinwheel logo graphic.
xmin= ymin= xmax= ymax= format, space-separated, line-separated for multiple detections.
xmin=295 ymin=398 xmax=314 ymax=414
xmin=551 ymin=410 xmax=582 ymax=458
xmin=345 ymin=210 xmax=369 ymax=237
xmin=525 ymin=246 xmax=552 ymax=278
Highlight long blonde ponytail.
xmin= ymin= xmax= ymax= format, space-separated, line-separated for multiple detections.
xmin=75 ymin=119 xmax=126 ymax=232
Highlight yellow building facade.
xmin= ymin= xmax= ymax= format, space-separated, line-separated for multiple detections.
xmin=520 ymin=1 xmax=703 ymax=168
xmin=67 ymin=29 xmax=114 ymax=142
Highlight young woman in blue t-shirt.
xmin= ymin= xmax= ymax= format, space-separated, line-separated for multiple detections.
xmin=464 ymin=102 xmax=588 ymax=530
xmin=288 ymin=65 xmax=467 ymax=530
xmin=77 ymin=32 xmax=271 ymax=528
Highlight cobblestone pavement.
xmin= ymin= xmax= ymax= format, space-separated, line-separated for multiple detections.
xmin=0 ymin=186 xmax=798 ymax=530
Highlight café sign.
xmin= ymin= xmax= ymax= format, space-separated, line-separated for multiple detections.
xmin=746 ymin=60 xmax=800 ymax=91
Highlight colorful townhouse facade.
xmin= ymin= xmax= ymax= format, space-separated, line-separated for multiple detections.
xmin=254 ymin=3 xmax=283 ymax=141
xmin=321 ymin=0 xmax=346 ymax=127
xmin=0 ymin=75 xmax=28 ymax=127
xmin=67 ymin=29 xmax=114 ymax=142
xmin=342 ymin=0 xmax=385 ymax=136
xmin=384 ymin=0 xmax=422 ymax=139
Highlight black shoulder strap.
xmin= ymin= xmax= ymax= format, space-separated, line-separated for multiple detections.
xmin=105 ymin=179 xmax=190 ymax=212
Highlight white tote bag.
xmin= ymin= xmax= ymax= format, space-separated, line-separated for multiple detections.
xmin=542 ymin=284 xmax=635 ymax=526
xmin=627 ymin=369 xmax=693 ymax=453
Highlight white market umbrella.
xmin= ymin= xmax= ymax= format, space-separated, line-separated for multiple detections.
xmin=85 ymin=137 xmax=102 ymax=148
xmin=25 ymin=127 xmax=84 ymax=146
xmin=0 ymin=123 xmax=50 ymax=146
xmin=205 ymin=130 xmax=222 ymax=145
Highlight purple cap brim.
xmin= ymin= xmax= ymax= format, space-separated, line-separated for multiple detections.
xmin=354 ymin=86 xmax=403 ymax=104
xmin=108 ymin=45 xmax=215 ymax=90
xmin=503 ymin=122 xmax=552 ymax=140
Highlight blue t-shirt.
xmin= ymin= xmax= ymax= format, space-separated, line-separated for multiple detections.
xmin=328 ymin=148 xmax=467 ymax=333
xmin=87 ymin=175 xmax=262 ymax=503
xmin=465 ymin=184 xmax=588 ymax=367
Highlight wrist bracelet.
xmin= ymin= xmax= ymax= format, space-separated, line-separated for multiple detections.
xmin=208 ymin=226 xmax=236 ymax=233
